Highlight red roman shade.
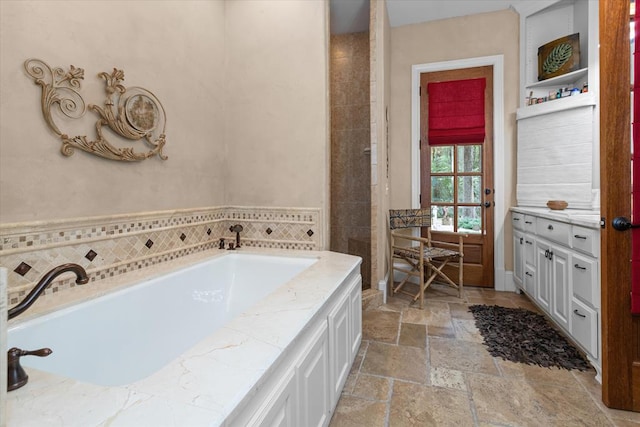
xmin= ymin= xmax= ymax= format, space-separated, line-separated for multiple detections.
xmin=427 ymin=78 xmax=486 ymax=145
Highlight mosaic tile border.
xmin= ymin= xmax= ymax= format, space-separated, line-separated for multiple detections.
xmin=0 ymin=207 xmax=228 ymax=253
xmin=1 ymin=206 xmax=322 ymax=305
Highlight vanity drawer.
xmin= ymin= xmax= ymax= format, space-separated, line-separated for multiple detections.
xmin=571 ymin=253 xmax=599 ymax=308
xmin=512 ymin=212 xmax=525 ymax=231
xmin=523 ymin=215 xmax=537 ymax=233
xmin=571 ymin=226 xmax=599 ymax=257
xmin=536 ymin=218 xmax=570 ymax=246
xmin=571 ymin=298 xmax=598 ymax=358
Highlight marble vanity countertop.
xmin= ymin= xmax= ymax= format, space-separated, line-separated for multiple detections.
xmin=510 ymin=206 xmax=601 ymax=229
xmin=5 ymin=248 xmax=362 ymax=427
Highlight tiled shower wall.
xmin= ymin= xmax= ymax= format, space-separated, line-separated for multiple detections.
xmin=0 ymin=206 xmax=321 ymax=305
xmin=330 ymin=31 xmax=372 ymax=288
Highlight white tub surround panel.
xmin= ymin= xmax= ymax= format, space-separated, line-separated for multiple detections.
xmin=0 ymin=206 xmax=322 ymax=307
xmin=7 ymin=249 xmax=362 ymax=426
xmin=1 ymin=267 xmax=7 ymax=427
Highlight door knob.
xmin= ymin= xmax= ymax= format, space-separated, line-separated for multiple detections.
xmin=612 ymin=216 xmax=640 ymax=231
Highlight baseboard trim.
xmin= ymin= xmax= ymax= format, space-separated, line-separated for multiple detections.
xmin=378 ymin=273 xmax=388 ymax=304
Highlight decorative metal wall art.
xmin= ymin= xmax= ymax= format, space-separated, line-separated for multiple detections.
xmin=24 ymin=59 xmax=167 ymax=162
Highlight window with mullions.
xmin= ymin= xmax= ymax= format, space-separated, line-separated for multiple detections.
xmin=429 ymin=144 xmax=483 ymax=233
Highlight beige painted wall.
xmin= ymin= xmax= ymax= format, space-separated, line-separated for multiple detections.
xmin=0 ymin=0 xmax=227 ymax=223
xmin=389 ymin=9 xmax=519 ymax=271
xmin=0 ymin=0 xmax=329 ymax=227
xmin=223 ymin=0 xmax=328 ymax=211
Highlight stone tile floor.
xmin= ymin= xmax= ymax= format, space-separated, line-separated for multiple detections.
xmin=329 ymin=285 xmax=640 ymax=427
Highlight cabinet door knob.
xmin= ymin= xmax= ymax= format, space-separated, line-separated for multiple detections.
xmin=574 ymin=263 xmax=586 ymax=270
xmin=574 ymin=235 xmax=587 ymax=240
xmin=525 ymin=271 xmax=533 ymax=277
xmin=547 ymin=224 xmax=554 ymax=230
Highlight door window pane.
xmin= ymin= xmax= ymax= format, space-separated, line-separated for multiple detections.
xmin=458 ymin=206 xmax=482 ymax=233
xmin=458 ymin=176 xmax=481 ymax=203
xmin=431 ymin=205 xmax=454 ymax=231
xmin=457 ymin=145 xmax=482 ymax=172
xmin=431 ymin=146 xmax=453 ymax=173
xmin=431 ymin=176 xmax=454 ymax=202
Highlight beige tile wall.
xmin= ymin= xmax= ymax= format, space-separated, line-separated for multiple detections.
xmin=0 ymin=206 xmax=321 ymax=305
xmin=330 ymin=31 xmax=372 ymax=287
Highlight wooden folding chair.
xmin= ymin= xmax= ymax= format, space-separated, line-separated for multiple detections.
xmin=389 ymin=208 xmax=467 ymax=308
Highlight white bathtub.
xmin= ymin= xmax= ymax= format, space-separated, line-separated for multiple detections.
xmin=6 ymin=250 xmax=362 ymax=426
xmin=8 ymin=253 xmax=317 ymax=386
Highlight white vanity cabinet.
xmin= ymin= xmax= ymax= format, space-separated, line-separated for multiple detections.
xmin=229 ymin=273 xmax=363 ymax=427
xmin=511 ymin=208 xmax=601 ymax=379
xmin=570 ymin=225 xmax=600 ymax=359
xmin=535 ymin=238 xmax=571 ymax=330
xmin=512 ymin=212 xmax=537 ymax=295
xmin=535 ymin=218 xmax=572 ymax=331
xmin=511 ymin=0 xmax=601 ymax=381
xmin=513 ymin=228 xmax=525 ymax=287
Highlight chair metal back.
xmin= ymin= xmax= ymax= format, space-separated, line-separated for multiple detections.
xmin=389 ymin=209 xmax=431 ymax=230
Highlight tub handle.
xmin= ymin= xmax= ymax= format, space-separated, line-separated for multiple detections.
xmin=7 ymin=347 xmax=52 ymax=391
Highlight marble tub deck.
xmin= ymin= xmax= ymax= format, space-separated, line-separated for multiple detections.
xmin=5 ymin=249 xmax=361 ymax=426
xmin=329 ymin=285 xmax=640 ymax=427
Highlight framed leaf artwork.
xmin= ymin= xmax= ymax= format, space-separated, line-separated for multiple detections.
xmin=537 ymin=33 xmax=580 ymax=81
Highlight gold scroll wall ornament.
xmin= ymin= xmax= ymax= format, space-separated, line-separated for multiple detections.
xmin=24 ymin=59 xmax=167 ymax=162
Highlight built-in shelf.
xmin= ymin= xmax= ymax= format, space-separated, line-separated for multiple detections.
xmin=516 ymin=92 xmax=596 ymax=120
xmin=525 ymin=67 xmax=588 ymax=90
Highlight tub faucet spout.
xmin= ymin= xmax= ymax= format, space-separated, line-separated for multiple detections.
xmin=8 ymin=263 xmax=89 ymax=320
xmin=229 ymin=224 xmax=243 ymax=248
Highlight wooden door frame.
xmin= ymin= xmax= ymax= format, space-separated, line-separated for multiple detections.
xmin=419 ymin=66 xmax=495 ymax=287
xmin=600 ymin=0 xmax=640 ymax=411
xmin=410 ymin=55 xmax=508 ymax=291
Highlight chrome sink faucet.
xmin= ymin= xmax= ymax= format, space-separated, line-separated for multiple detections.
xmin=8 ymin=263 xmax=89 ymax=320
xmin=229 ymin=224 xmax=243 ymax=248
